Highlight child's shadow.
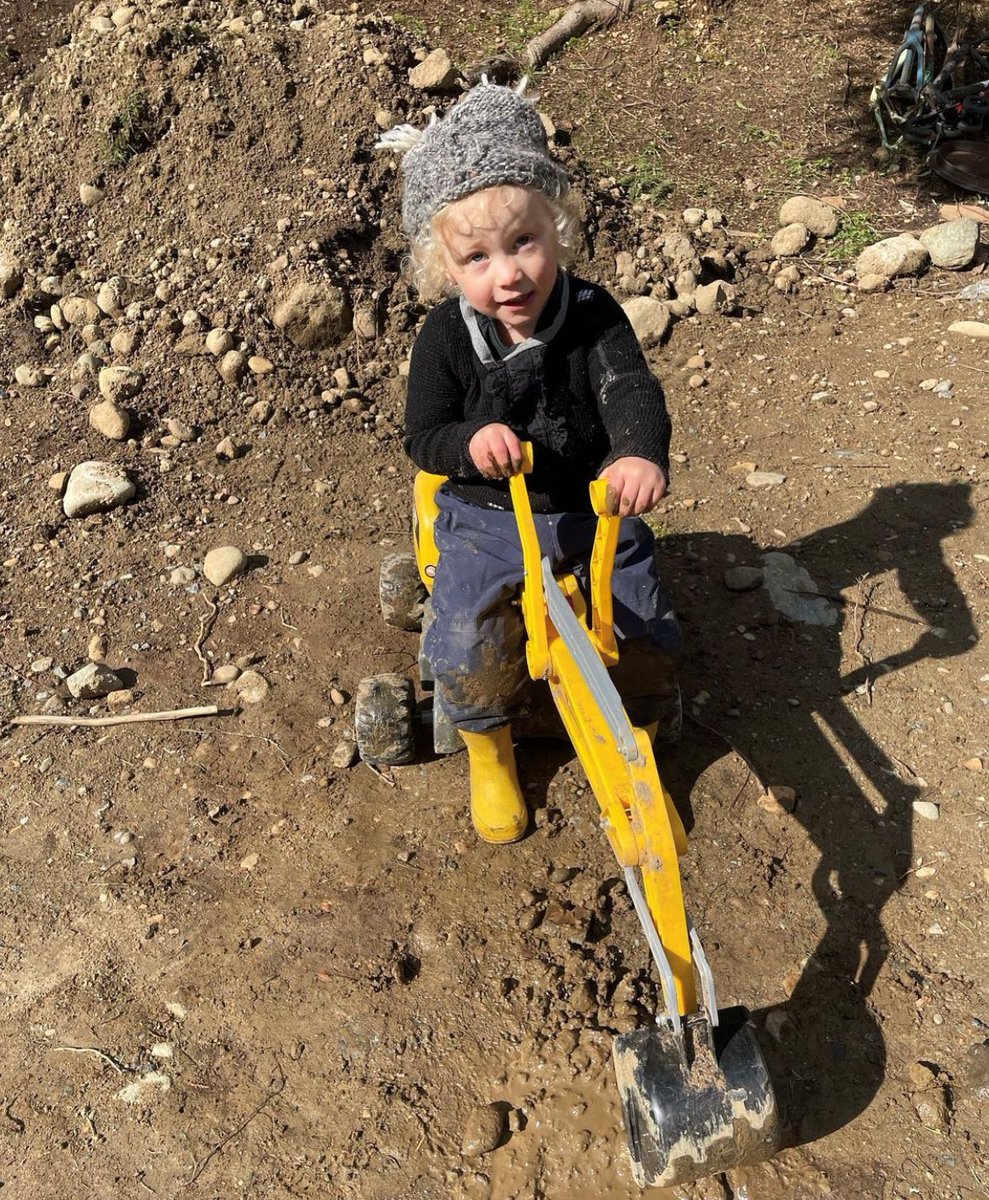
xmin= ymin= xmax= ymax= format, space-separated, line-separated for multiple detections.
xmin=656 ymin=480 xmax=976 ymax=1147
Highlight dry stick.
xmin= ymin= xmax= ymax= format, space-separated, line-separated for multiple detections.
xmin=51 ymin=1045 xmax=128 ymax=1072
xmin=185 ymin=1057 xmax=287 ymax=1187
xmin=783 ymin=586 xmax=929 ymax=627
xmin=194 ymin=596 xmax=219 ymax=685
xmin=526 ymin=0 xmax=633 ymax=68
xmin=10 ymin=706 xmax=220 ymax=729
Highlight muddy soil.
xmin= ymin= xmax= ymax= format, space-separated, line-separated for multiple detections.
xmin=1 ymin=2 xmax=988 ymax=1199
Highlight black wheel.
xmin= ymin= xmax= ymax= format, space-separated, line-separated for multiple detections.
xmin=379 ymin=552 xmax=427 ymax=631
xmin=355 ymin=674 xmax=415 ymax=765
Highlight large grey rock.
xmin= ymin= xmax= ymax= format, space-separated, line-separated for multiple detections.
xmin=855 ymin=235 xmax=929 ymax=280
xmin=63 ymin=461 xmax=136 ymax=517
xmin=779 ymin=196 xmax=840 ymax=238
xmin=409 ymin=48 xmax=458 ymax=91
xmin=203 ymin=545 xmax=248 ymax=586
xmin=762 ymin=552 xmax=838 ymax=627
xmin=694 ymin=281 xmax=736 ymax=316
xmin=61 ymin=296 xmax=100 ymax=326
xmin=99 ymin=363 xmax=144 ymax=403
xmin=621 ymin=296 xmax=672 ymax=344
xmin=920 ymin=218 xmax=980 ymax=269
xmin=771 ymin=222 xmax=810 ymax=257
xmin=272 ymin=280 xmax=352 ymax=350
xmin=66 ymin=662 xmax=124 ymax=699
xmin=1 ymin=257 xmax=25 ymax=299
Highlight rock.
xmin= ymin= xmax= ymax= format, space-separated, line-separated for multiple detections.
xmin=116 ymin=1073 xmax=171 ymax=1105
xmin=217 ymin=350 xmax=248 ymax=386
xmin=229 ymin=670 xmax=269 ymax=705
xmin=409 ymin=48 xmax=458 ymax=90
xmin=79 ymin=183 xmax=105 ymax=206
xmin=857 ymin=273 xmax=890 ymax=294
xmin=61 ymin=296 xmax=100 ymax=327
xmin=14 ymin=364 xmax=46 ymax=387
xmin=106 ymin=688 xmax=135 ymax=712
xmin=89 ymin=399 xmax=130 ymax=440
xmin=920 ymin=218 xmax=979 ymax=269
xmin=48 ymin=470 xmax=69 ymax=494
xmin=0 ymin=258 xmax=25 ymax=298
xmin=762 ymin=552 xmax=838 ymax=627
xmin=779 ymin=196 xmax=840 ymax=238
xmin=272 ymin=280 xmax=352 ymax=350
xmin=166 ymin=418 xmax=195 ymax=443
xmin=746 ymin=470 xmax=785 ymax=488
xmin=66 ymin=662 xmax=125 ymax=699
xmin=461 ymin=1103 xmax=506 ymax=1156
xmin=98 ymin=364 xmax=144 ymax=403
xmin=855 ymin=235 xmax=929 ymax=280
xmin=912 ymin=800 xmax=940 ymax=821
xmin=963 ymin=756 xmax=984 ymax=771
xmin=215 ymin=436 xmax=241 ymax=459
xmin=758 ymin=785 xmax=796 ymax=814
xmin=681 ymin=207 xmax=705 ymax=229
xmin=205 ymin=328 xmax=234 ymax=356
xmin=210 ymin=664 xmax=241 ymax=685
xmin=169 ymin=566 xmax=196 ymax=586
xmin=330 ymin=687 xmax=348 ymax=706
xmin=621 ymin=296 xmax=672 ymax=344
xmin=947 ymin=320 xmax=989 ymax=339
xmin=250 ymin=400 xmax=274 ymax=424
xmin=694 ymin=280 xmax=736 ymax=316
xmin=724 ymin=565 xmax=763 ymax=592
xmin=203 ymin=545 xmax=248 ymax=586
xmin=912 ymin=1084 xmax=950 ymax=1132
xmin=771 ymin=222 xmax=810 ymax=257
xmin=248 ymin=355 xmax=274 ymax=374
xmin=96 ymin=278 xmax=127 ymax=317
xmin=88 ymin=634 xmax=108 ymax=663
xmin=63 ymin=461 xmax=135 ymax=517
xmin=330 ymin=741 xmax=358 ymax=768
xmin=962 ymin=1041 xmax=989 ymax=1099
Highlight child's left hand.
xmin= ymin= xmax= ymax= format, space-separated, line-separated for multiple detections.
xmin=599 ymin=457 xmax=669 ymax=515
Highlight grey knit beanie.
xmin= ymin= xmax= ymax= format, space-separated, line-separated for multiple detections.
xmin=376 ymin=80 xmax=568 ymax=239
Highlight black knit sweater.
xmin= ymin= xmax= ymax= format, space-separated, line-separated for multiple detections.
xmin=404 ymin=273 xmax=672 ymax=513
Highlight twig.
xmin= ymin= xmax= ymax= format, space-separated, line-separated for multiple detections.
xmin=195 ymin=597 xmax=219 ymax=685
xmin=185 ymin=1056 xmax=287 ymax=1187
xmin=9 ymin=706 xmax=221 ymax=729
xmin=525 ymin=0 xmax=633 ymax=68
xmin=363 ymin=761 xmax=396 ymax=787
xmin=50 ymin=1045 xmax=129 ymax=1072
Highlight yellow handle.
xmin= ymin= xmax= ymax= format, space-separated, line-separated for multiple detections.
xmin=588 ymin=479 xmax=620 ymax=666
xmin=508 ymin=443 xmax=549 ymax=679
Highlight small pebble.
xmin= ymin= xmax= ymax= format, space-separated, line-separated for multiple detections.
xmin=461 ymin=1103 xmax=506 ymax=1157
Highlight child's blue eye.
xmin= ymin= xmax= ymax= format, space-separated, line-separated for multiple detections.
xmin=468 ymin=252 xmax=486 ymax=264
xmin=516 ymin=234 xmax=533 ymax=248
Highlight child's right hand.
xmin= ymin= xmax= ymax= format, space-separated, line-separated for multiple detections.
xmin=469 ymin=423 xmax=524 ymax=479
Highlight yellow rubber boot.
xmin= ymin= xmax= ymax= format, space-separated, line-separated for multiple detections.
xmin=460 ymin=725 xmax=527 ymax=844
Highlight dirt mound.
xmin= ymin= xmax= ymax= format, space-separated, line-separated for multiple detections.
xmin=2 ymin=3 xmax=989 ymax=1199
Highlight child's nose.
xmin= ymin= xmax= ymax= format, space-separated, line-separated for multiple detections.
xmin=495 ymin=254 xmax=522 ymax=286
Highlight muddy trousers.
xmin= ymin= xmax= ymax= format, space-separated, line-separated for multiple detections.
xmin=424 ymin=489 xmax=682 ymax=735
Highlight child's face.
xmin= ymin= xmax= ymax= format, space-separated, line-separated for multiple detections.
xmin=438 ymin=186 xmax=561 ymax=344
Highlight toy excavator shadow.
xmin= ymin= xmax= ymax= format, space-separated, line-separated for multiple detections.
xmin=655 ymin=480 xmax=976 ymax=1147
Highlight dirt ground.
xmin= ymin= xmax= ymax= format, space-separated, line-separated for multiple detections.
xmin=1 ymin=1 xmax=988 ymax=1198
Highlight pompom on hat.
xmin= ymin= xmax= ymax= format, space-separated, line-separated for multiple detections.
xmin=376 ymin=78 xmax=569 ymax=239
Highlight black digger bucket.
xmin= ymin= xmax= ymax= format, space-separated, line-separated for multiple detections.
xmin=613 ymin=1006 xmax=780 ymax=1188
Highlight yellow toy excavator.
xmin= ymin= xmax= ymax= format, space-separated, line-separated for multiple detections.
xmin=355 ymin=444 xmax=780 ymax=1187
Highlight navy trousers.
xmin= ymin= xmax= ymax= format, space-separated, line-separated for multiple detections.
xmin=425 ymin=489 xmax=681 ymax=734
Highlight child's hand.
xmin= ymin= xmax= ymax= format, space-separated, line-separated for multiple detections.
xmin=469 ymin=423 xmax=524 ymax=479
xmin=599 ymin=457 xmax=668 ymax=515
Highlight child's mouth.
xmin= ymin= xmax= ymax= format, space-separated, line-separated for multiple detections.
xmin=501 ymin=294 xmax=531 ymax=309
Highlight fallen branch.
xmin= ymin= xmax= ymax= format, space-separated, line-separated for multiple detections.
xmin=9 ymin=705 xmax=221 ymax=729
xmin=526 ymin=0 xmax=633 ymax=69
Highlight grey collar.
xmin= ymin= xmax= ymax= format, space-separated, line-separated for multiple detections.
xmin=460 ymin=271 xmax=570 ymax=366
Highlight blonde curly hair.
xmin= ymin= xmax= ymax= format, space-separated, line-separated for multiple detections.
xmin=409 ymin=184 xmax=580 ymax=301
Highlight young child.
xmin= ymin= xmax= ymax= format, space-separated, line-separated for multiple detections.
xmin=378 ymin=81 xmax=681 ymax=845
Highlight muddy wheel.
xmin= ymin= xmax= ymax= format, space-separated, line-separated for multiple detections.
xmin=355 ymin=673 xmax=415 ymax=766
xmin=380 ymin=552 xmax=427 ymax=632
